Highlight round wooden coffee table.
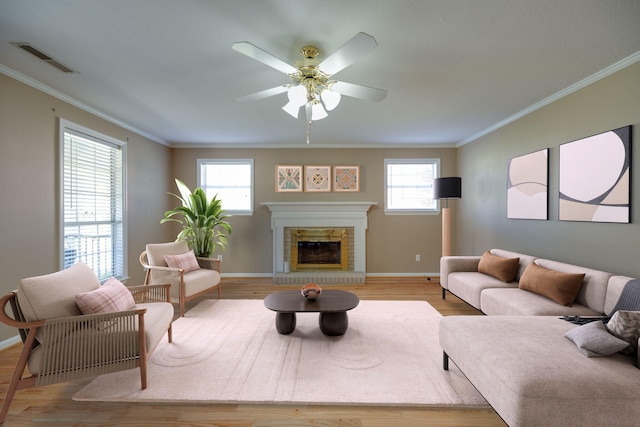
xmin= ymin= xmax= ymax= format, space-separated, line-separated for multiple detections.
xmin=264 ymin=290 xmax=359 ymax=336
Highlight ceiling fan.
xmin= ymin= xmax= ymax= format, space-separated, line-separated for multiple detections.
xmin=232 ymin=32 xmax=387 ymax=143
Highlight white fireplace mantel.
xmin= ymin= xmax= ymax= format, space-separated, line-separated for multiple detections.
xmin=262 ymin=202 xmax=377 ymax=274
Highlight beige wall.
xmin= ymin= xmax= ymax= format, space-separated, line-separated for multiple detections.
xmin=0 ymin=74 xmax=173 ymax=342
xmin=457 ymin=61 xmax=640 ymax=277
xmin=170 ymin=146 xmax=457 ymax=275
xmin=5 ymin=58 xmax=636 ymax=344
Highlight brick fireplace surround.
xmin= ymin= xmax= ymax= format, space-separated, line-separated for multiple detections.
xmin=262 ymin=202 xmax=376 ymax=284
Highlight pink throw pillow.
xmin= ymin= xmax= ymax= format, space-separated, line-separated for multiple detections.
xmin=164 ymin=250 xmax=201 ymax=272
xmin=75 ymin=277 xmax=136 ymax=315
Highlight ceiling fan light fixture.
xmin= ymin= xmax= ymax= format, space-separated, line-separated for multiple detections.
xmin=287 ymin=85 xmax=307 ymax=107
xmin=233 ymin=33 xmax=386 ymax=143
xmin=282 ymin=101 xmax=300 ymax=118
xmin=311 ymin=101 xmax=328 ymax=121
xmin=321 ymin=88 xmax=341 ymax=111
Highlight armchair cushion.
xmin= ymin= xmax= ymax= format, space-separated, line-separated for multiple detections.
xmin=18 ymin=262 xmax=100 ymax=322
xmin=76 ymin=277 xmax=136 ymax=315
xmin=164 ymin=250 xmax=200 ymax=273
xmin=146 ymin=241 xmax=190 ymax=267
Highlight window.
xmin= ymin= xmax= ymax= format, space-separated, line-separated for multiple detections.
xmin=384 ymin=158 xmax=440 ymax=214
xmin=197 ymin=159 xmax=254 ymax=215
xmin=60 ymin=119 xmax=126 ymax=281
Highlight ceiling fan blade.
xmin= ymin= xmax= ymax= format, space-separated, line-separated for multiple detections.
xmin=331 ymin=81 xmax=387 ymax=102
xmin=232 ymin=41 xmax=297 ymax=75
xmin=237 ymin=85 xmax=289 ymax=102
xmin=318 ymin=32 xmax=378 ymax=76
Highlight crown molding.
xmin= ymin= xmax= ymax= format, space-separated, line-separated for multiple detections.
xmin=459 ymin=50 xmax=640 ymax=146
xmin=0 ymin=64 xmax=168 ymax=146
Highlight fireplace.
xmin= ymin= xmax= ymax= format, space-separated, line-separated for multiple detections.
xmin=262 ymin=202 xmax=376 ymax=274
xmin=291 ymin=228 xmax=349 ymax=271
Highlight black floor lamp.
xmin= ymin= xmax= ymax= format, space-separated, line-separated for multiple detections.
xmin=433 ymin=177 xmax=462 ymax=257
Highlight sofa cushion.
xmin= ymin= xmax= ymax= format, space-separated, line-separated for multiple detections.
xmin=480 ymin=288 xmax=601 ymax=316
xmin=519 ymin=263 xmax=585 ymax=306
xmin=607 ymin=310 xmax=640 ymax=355
xmin=565 ymin=320 xmax=630 ymax=357
xmin=18 ymin=262 xmax=101 ymax=322
xmin=478 ymin=251 xmax=519 ymax=282
xmin=448 ymin=272 xmax=517 ymax=310
xmin=439 ymin=316 xmax=640 ymax=427
xmin=75 ymin=277 xmax=136 ymax=315
xmin=164 ymin=250 xmax=200 ymax=272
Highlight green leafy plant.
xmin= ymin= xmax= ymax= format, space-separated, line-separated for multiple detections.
xmin=161 ymin=179 xmax=232 ymax=257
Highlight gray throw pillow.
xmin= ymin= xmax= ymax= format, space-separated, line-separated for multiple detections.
xmin=607 ymin=310 xmax=640 ymax=355
xmin=565 ymin=320 xmax=630 ymax=357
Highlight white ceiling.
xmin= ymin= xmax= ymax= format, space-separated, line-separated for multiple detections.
xmin=1 ymin=0 xmax=639 ymax=148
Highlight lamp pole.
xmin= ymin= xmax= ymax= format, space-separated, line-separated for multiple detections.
xmin=441 ymin=198 xmax=452 ymax=257
xmin=433 ymin=177 xmax=462 ymax=257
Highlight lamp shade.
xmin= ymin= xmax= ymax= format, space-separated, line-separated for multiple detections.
xmin=433 ymin=177 xmax=462 ymax=199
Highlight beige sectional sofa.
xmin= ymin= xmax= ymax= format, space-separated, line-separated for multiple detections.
xmin=439 ymin=248 xmax=640 ymax=426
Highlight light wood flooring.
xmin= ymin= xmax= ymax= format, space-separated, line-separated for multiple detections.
xmin=0 ymin=277 xmax=506 ymax=426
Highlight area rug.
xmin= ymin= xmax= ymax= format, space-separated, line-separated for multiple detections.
xmin=73 ymin=299 xmax=488 ymax=407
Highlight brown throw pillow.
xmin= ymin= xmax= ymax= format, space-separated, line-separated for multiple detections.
xmin=519 ymin=263 xmax=585 ymax=306
xmin=478 ymin=251 xmax=520 ymax=282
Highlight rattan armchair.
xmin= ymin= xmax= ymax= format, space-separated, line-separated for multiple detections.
xmin=140 ymin=241 xmax=222 ymax=317
xmin=0 ymin=263 xmax=173 ymax=424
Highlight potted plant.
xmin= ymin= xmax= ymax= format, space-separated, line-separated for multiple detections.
xmin=161 ymin=179 xmax=232 ymax=257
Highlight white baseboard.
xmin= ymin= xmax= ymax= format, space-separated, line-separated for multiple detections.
xmin=0 ymin=335 xmax=21 ymax=351
xmin=221 ymin=273 xmax=440 ymax=278
xmin=366 ymin=272 xmax=440 ymax=278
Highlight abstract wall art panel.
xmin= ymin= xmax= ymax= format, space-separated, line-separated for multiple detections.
xmin=304 ymin=165 xmax=331 ymax=192
xmin=559 ymin=126 xmax=631 ymax=223
xmin=507 ymin=148 xmax=549 ymax=220
xmin=275 ymin=165 xmax=303 ymax=192
xmin=333 ymin=165 xmax=360 ymax=192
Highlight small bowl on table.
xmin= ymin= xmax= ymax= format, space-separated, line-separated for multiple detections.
xmin=301 ymin=283 xmax=322 ymax=300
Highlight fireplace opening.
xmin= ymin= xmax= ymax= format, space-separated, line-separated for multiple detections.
xmin=291 ymin=228 xmax=348 ymax=271
xmin=298 ymin=241 xmax=341 ymax=264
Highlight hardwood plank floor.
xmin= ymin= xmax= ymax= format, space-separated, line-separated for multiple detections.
xmin=0 ymin=277 xmax=506 ymax=426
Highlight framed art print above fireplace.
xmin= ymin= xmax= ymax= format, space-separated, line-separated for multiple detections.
xmin=333 ymin=165 xmax=360 ymax=192
xmin=276 ymin=165 xmax=303 ymax=192
xmin=304 ymin=165 xmax=331 ymax=192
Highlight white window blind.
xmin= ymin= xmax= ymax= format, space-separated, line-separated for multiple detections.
xmin=60 ymin=120 xmax=126 ymax=281
xmin=384 ymin=158 xmax=440 ymax=214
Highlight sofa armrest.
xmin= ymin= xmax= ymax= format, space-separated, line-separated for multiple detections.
xmin=440 ymin=256 xmax=481 ymax=289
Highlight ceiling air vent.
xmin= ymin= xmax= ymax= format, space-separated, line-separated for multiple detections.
xmin=11 ymin=42 xmax=76 ymax=73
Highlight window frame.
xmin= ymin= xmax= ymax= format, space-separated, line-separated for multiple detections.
xmin=59 ymin=118 xmax=127 ymax=281
xmin=197 ymin=158 xmax=254 ymax=215
xmin=384 ymin=158 xmax=441 ymax=215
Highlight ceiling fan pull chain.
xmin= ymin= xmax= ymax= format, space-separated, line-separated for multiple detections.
xmin=306 ymin=120 xmax=311 ymax=144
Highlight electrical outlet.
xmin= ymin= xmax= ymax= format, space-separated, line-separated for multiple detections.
xmin=415 ymin=254 xmax=421 ymax=262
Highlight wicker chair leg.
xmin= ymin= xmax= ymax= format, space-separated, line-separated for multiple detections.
xmin=0 ymin=330 xmax=38 ymax=423
xmin=138 ymin=314 xmax=148 ymax=390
